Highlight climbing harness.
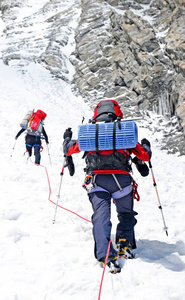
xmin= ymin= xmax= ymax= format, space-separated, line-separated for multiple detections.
xmin=82 ymin=174 xmax=97 ymax=191
xmin=25 ymin=143 xmax=42 ymax=149
xmin=132 ymin=180 xmax=140 ymax=201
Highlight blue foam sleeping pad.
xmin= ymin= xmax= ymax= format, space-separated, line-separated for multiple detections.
xmin=78 ymin=121 xmax=138 ymax=151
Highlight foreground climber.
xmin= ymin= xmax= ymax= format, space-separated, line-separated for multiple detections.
xmin=63 ymin=100 xmax=151 ymax=273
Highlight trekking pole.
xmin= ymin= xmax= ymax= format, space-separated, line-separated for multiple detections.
xmin=46 ymin=143 xmax=52 ymax=166
xmin=10 ymin=140 xmax=17 ymax=158
xmin=53 ymin=156 xmax=66 ymax=224
xmin=149 ymin=160 xmax=168 ymax=236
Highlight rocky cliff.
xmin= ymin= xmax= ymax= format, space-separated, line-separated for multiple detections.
xmin=71 ymin=0 xmax=185 ymax=154
xmin=0 ymin=0 xmax=185 ymax=154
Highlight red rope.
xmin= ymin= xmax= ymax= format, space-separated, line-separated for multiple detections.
xmin=27 ymin=152 xmax=110 ymax=300
xmin=49 ymin=198 xmax=92 ymax=223
xmin=27 ymin=152 xmax=92 ymax=223
xmin=98 ymin=240 xmax=111 ymax=300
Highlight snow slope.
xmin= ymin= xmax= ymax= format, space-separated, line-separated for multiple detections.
xmin=0 ymin=1 xmax=185 ymax=300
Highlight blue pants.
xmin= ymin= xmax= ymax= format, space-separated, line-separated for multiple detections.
xmin=25 ymin=134 xmax=41 ymax=164
xmin=88 ymin=174 xmax=137 ymax=260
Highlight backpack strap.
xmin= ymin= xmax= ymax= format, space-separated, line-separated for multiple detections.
xmin=28 ymin=112 xmax=36 ymax=129
xmin=117 ymin=117 xmax=121 ymax=129
xmin=95 ymin=123 xmax=99 ymax=154
xmin=113 ymin=120 xmax=122 ymax=152
xmin=113 ymin=122 xmax=116 ymax=153
xmin=82 ymin=151 xmax=87 ymax=159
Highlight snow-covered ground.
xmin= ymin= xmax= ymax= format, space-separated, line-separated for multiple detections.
xmin=0 ymin=1 xmax=185 ymax=300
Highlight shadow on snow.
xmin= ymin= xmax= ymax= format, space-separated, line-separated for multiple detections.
xmin=136 ymin=239 xmax=185 ymax=272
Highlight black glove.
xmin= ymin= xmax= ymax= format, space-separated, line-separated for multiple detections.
xmin=65 ymin=156 xmax=75 ymax=176
xmin=132 ymin=157 xmax=149 ymax=177
xmin=141 ymin=138 xmax=152 ymax=159
xmin=63 ymin=128 xmax=72 ymax=140
xmin=141 ymin=138 xmax=151 ymax=147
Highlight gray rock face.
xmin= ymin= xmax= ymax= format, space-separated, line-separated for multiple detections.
xmin=0 ymin=0 xmax=81 ymax=82
xmin=0 ymin=0 xmax=184 ymax=154
xmin=71 ymin=0 xmax=185 ymax=154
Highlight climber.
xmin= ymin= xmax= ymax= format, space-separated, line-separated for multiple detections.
xmin=15 ymin=109 xmax=49 ymax=165
xmin=63 ymin=100 xmax=151 ymax=273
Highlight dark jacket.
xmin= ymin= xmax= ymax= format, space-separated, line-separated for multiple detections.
xmin=63 ymin=138 xmax=151 ymax=175
xmin=16 ymin=127 xmax=49 ymax=143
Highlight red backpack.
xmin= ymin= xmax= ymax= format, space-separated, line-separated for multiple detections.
xmin=92 ymin=99 xmax=123 ymax=122
xmin=27 ymin=109 xmax=47 ymax=135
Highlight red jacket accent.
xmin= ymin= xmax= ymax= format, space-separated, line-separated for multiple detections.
xmin=67 ymin=141 xmax=81 ymax=156
xmin=66 ymin=141 xmax=149 ymax=175
xmin=93 ymin=169 xmax=130 ymax=175
xmin=67 ymin=142 xmax=149 ymax=162
xmin=131 ymin=143 xmax=149 ymax=161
